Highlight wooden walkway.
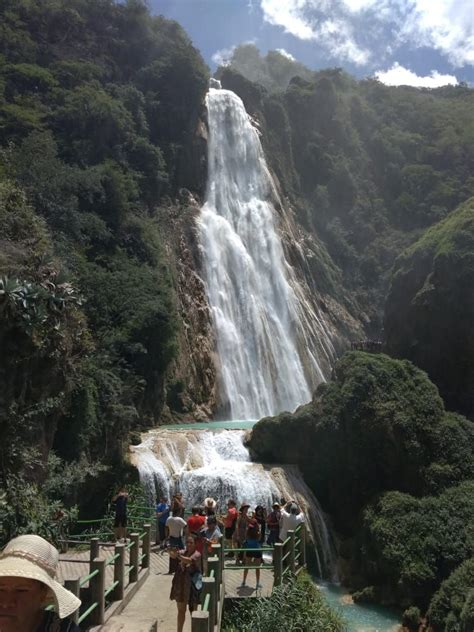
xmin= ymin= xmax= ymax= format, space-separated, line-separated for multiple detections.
xmin=58 ymin=545 xmax=274 ymax=630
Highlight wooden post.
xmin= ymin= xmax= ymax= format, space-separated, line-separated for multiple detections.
xmin=142 ymin=523 xmax=151 ymax=569
xmin=129 ymin=533 xmax=139 ymax=583
xmin=90 ymin=537 xmax=100 ymax=563
xmin=201 ymin=576 xmax=216 ymax=631
xmin=64 ymin=579 xmax=80 ymax=624
xmin=211 ymin=542 xmax=224 ymax=581
xmin=90 ymin=558 xmax=105 ymax=625
xmin=202 ymin=541 xmax=209 ymax=575
xmin=113 ymin=542 xmax=125 ymax=601
xmin=300 ymin=524 xmax=307 ymax=568
xmin=191 ymin=610 xmax=209 ymax=632
xmin=273 ymin=542 xmax=283 ymax=586
xmin=207 ymin=556 xmax=221 ymax=589
xmin=288 ymin=530 xmax=296 ymax=574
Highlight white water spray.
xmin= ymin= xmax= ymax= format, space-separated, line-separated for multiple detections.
xmin=198 ymin=86 xmax=332 ymax=420
xmin=131 ymin=428 xmax=337 ymax=578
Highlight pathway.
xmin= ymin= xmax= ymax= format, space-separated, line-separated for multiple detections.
xmin=58 ymin=546 xmax=274 ymax=630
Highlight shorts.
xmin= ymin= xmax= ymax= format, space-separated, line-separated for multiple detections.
xmin=224 ymin=526 xmax=235 ymax=539
xmin=245 ymin=550 xmax=263 ymax=560
xmin=114 ymin=514 xmax=127 ymax=528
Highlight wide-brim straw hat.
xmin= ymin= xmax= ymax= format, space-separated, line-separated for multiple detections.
xmin=0 ymin=534 xmax=81 ymax=619
xmin=204 ymin=497 xmax=217 ymax=508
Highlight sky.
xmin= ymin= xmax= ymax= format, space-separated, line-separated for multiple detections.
xmin=150 ymin=0 xmax=474 ymax=87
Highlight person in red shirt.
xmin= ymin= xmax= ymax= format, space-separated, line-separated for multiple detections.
xmin=186 ymin=507 xmax=206 ymax=554
xmin=221 ymin=499 xmax=238 ymax=556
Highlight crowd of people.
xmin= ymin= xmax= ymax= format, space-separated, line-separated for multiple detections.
xmin=0 ymin=491 xmax=305 ymax=632
xmin=155 ymin=492 xmax=305 ymax=632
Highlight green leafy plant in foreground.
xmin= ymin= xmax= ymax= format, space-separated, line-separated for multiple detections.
xmin=222 ymin=573 xmax=346 ymax=632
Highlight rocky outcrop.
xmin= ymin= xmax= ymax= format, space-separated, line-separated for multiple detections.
xmin=384 ymin=197 xmax=474 ymax=419
xmin=158 ymin=192 xmax=218 ymax=421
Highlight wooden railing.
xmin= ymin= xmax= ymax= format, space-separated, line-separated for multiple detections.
xmin=57 ymin=524 xmax=151 ymax=627
xmin=191 ymin=524 xmax=307 ymax=631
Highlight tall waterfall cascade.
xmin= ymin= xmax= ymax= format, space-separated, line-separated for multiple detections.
xmin=198 ymin=85 xmax=335 ymax=420
xmin=131 ymin=427 xmax=337 ymax=579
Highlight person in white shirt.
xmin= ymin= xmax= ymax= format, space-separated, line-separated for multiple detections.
xmin=279 ymin=502 xmax=304 ymax=541
xmin=166 ymin=514 xmax=188 ymax=574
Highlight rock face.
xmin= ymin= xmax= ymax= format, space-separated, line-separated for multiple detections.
xmin=384 ymin=198 xmax=474 ymax=420
xmin=158 ymin=192 xmax=218 ymax=421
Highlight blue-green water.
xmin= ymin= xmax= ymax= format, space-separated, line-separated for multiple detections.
xmin=158 ymin=419 xmax=258 ymax=430
xmin=319 ymin=583 xmax=401 ymax=632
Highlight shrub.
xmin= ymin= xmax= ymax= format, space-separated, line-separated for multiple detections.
xmin=222 ymin=573 xmax=346 ymax=632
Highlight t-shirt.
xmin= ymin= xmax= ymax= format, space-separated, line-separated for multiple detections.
xmin=202 ymin=525 xmax=222 ymax=553
xmin=224 ymin=507 xmax=238 ymax=528
xmin=279 ymin=510 xmax=304 ymax=541
xmin=166 ymin=515 xmax=187 ymax=537
xmin=114 ymin=494 xmax=127 ymax=516
xmin=267 ymin=509 xmax=281 ymax=530
xmin=156 ymin=502 xmax=170 ymax=524
xmin=187 ymin=514 xmax=206 ymax=535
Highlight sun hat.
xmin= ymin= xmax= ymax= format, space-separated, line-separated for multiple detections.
xmin=239 ymin=503 xmax=250 ymax=511
xmin=204 ymin=497 xmax=217 ymax=509
xmin=0 ymin=534 xmax=81 ymax=618
xmin=272 ymin=502 xmax=280 ymax=508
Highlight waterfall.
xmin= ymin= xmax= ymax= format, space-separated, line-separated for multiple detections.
xmin=131 ymin=427 xmax=337 ymax=579
xmin=198 ymin=86 xmax=333 ymax=420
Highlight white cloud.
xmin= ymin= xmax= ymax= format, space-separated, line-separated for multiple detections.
xmin=401 ymin=0 xmax=474 ymax=67
xmin=260 ymin=0 xmax=371 ymax=65
xmin=340 ymin=0 xmax=378 ymax=12
xmin=375 ymin=62 xmax=459 ymax=87
xmin=259 ymin=0 xmax=474 ymax=69
xmin=261 ymin=0 xmax=317 ymax=40
xmin=212 ymin=45 xmax=237 ymax=67
xmin=276 ymin=48 xmax=296 ymax=60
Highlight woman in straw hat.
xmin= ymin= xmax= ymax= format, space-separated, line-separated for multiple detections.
xmin=0 ymin=534 xmax=81 ymax=631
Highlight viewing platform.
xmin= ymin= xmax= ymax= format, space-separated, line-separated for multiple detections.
xmin=56 ymin=517 xmax=307 ymax=631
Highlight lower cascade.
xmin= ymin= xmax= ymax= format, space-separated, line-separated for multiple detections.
xmin=131 ymin=426 xmax=337 ymax=580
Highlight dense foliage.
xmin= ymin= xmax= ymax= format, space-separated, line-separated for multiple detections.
xmin=222 ymin=573 xmax=345 ymax=632
xmin=0 ymin=0 xmax=209 ymax=536
xmin=219 ymin=47 xmax=474 ymax=332
xmin=249 ymin=352 xmax=474 ymax=614
xmin=427 ymin=558 xmax=474 ymax=631
xmin=385 ymin=197 xmax=474 ymax=419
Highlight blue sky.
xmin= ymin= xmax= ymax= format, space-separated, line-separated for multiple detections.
xmin=150 ymin=0 xmax=473 ymax=87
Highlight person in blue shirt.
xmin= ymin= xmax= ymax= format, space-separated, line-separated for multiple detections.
xmin=156 ymin=496 xmax=170 ymax=548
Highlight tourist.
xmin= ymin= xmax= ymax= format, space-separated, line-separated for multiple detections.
xmin=200 ymin=515 xmax=222 ymax=554
xmin=240 ymin=519 xmax=263 ymax=590
xmin=254 ymin=505 xmax=267 ymax=544
xmin=186 ymin=507 xmax=206 ymax=554
xmin=279 ymin=501 xmax=305 ymax=541
xmin=221 ymin=499 xmax=238 ymax=556
xmin=155 ymin=495 xmax=170 ymax=548
xmin=0 ymin=534 xmax=82 ymax=631
xmin=169 ymin=535 xmax=202 ymax=632
xmin=112 ymin=486 xmax=128 ymax=542
xmin=171 ymin=492 xmax=185 ymax=518
xmin=266 ymin=502 xmax=281 ymax=545
xmin=233 ymin=503 xmax=250 ymax=564
xmin=203 ymin=496 xmax=217 ymax=516
xmin=166 ymin=513 xmax=187 ymax=574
